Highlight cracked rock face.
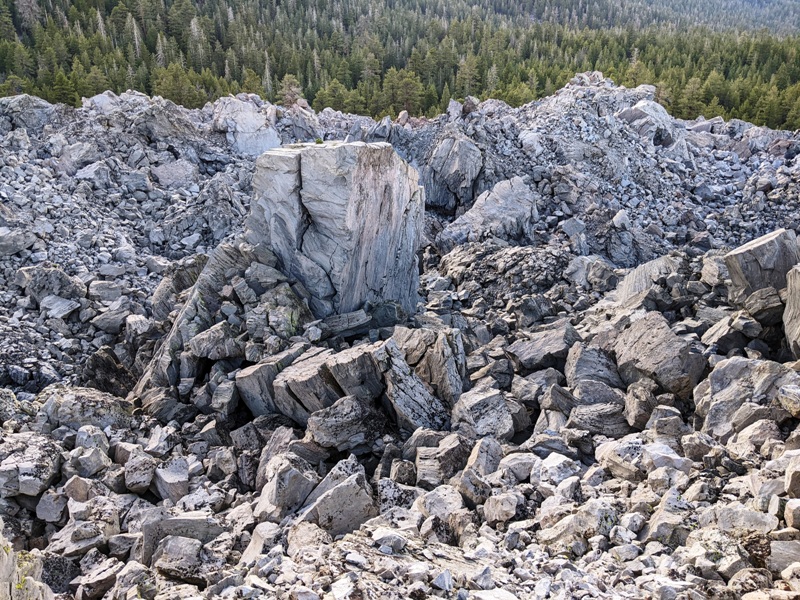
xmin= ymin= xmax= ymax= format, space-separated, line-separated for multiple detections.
xmin=248 ymin=141 xmax=423 ymax=318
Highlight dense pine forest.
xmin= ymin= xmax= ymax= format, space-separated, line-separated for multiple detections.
xmin=1 ymin=0 xmax=800 ymax=128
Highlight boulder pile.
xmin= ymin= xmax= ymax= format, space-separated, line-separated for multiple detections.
xmin=1 ymin=72 xmax=800 ymax=599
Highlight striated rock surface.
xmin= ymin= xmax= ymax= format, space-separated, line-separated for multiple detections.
xmin=249 ymin=141 xmax=423 ymax=317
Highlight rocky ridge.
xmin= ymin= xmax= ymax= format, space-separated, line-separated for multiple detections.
xmin=1 ymin=72 xmax=800 ymax=599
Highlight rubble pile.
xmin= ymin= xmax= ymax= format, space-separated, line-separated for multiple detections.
xmin=1 ymin=71 xmax=800 ymax=599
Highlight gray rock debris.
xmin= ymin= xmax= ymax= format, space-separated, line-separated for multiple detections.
xmin=5 ymin=73 xmax=800 ymax=600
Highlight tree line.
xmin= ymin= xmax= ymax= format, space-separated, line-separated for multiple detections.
xmin=1 ymin=0 xmax=799 ymax=129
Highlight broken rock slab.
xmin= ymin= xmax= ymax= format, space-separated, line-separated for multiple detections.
xmin=725 ymin=228 xmax=799 ymax=305
xmin=212 ymin=96 xmax=281 ymax=157
xmin=784 ymin=265 xmax=800 ymax=359
xmin=298 ymin=471 xmax=378 ymax=537
xmin=248 ymin=141 xmax=423 ymax=317
xmin=435 ymin=176 xmax=538 ymax=252
xmin=613 ymin=311 xmax=706 ymax=400
xmin=506 ymin=319 xmax=582 ymax=374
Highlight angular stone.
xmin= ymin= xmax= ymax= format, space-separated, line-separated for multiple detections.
xmin=506 ymin=319 xmax=581 ymax=373
xmin=240 ymin=522 xmax=282 ymax=565
xmin=745 ymin=287 xmax=784 ymax=326
xmin=272 ymin=347 xmax=340 ymax=426
xmin=212 ymin=96 xmax=281 ymax=157
xmin=153 ymin=457 xmax=189 ymax=503
xmin=152 ymin=535 xmax=204 ymax=584
xmin=187 ymin=321 xmax=243 ymax=360
xmin=36 ymin=489 xmax=67 ymax=522
xmin=452 ymin=387 xmax=514 ymax=441
xmin=725 ymin=228 xmax=799 ymax=305
xmin=15 ymin=265 xmax=86 ymax=305
xmin=0 ymin=432 xmax=61 ymax=497
xmin=75 ymin=557 xmax=124 ymax=600
xmin=566 ymin=402 xmax=632 ymax=438
xmin=596 ymin=436 xmax=646 ymax=482
xmin=287 ymin=522 xmax=332 ymax=560
xmin=768 ymin=541 xmax=800 ymax=573
xmin=614 ymin=312 xmax=706 ymax=400
xmin=323 ymin=342 xmax=385 ymax=401
xmin=624 ymin=378 xmax=660 ymax=429
xmin=90 ymin=297 xmax=131 ymax=334
xmin=254 ymin=453 xmax=319 ymax=522
xmin=0 ymin=226 xmax=36 ymax=256
xmin=787 ymin=456 xmax=800 ymax=498
xmin=371 ymin=339 xmax=449 ymax=435
xmin=484 ymin=492 xmax=519 ymax=526
xmin=306 ymin=395 xmax=386 ymax=452
xmin=565 ymin=343 xmax=623 ymax=388
xmin=299 ymin=471 xmax=377 ymax=536
xmin=413 ymin=485 xmax=464 ymax=521
xmin=124 ymin=450 xmax=157 ymax=494
xmin=234 ymin=343 xmax=307 ymax=416
xmin=540 ymin=453 xmax=581 ymax=485
xmin=436 ymin=177 xmax=538 ymax=252
xmin=140 ymin=510 xmax=226 ymax=565
xmin=415 ymin=433 xmax=471 ymax=490
xmin=151 ymin=159 xmax=198 ymax=188
xmin=465 ymin=437 xmax=504 ymax=477
xmin=784 ymin=265 xmax=800 ymax=360
xmin=779 ymin=385 xmax=800 ymax=418
xmin=696 ymin=357 xmax=800 ymax=443
xmin=423 ymin=134 xmax=482 ymax=213
xmin=39 ymin=295 xmax=80 ymax=319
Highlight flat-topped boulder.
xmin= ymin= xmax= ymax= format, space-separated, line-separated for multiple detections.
xmin=248 ymin=141 xmax=424 ymax=317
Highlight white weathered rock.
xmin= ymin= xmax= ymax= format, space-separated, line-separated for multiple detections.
xmin=298 ymin=471 xmax=377 ymax=536
xmin=212 ymin=97 xmax=281 ymax=157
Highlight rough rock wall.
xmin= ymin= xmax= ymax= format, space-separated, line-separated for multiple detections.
xmin=248 ymin=141 xmax=423 ymax=317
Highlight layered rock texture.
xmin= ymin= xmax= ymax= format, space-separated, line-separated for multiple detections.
xmin=248 ymin=141 xmax=423 ymax=317
xmin=2 ymin=72 xmax=800 ymax=599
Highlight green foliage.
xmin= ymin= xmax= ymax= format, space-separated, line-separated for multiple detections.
xmin=152 ymin=62 xmax=206 ymax=108
xmin=0 ymin=0 xmax=798 ymax=129
xmin=278 ymin=73 xmax=303 ymax=107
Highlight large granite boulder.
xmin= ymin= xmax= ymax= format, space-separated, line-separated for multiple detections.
xmin=248 ymin=141 xmax=423 ymax=317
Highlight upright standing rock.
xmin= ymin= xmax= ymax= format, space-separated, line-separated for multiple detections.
xmin=784 ymin=265 xmax=800 ymax=359
xmin=248 ymin=141 xmax=424 ymax=317
xmin=724 ymin=228 xmax=799 ymax=305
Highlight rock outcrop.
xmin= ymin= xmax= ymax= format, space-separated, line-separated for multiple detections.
xmin=249 ymin=141 xmax=423 ymax=317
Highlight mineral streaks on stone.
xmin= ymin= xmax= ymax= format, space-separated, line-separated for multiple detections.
xmin=249 ymin=141 xmax=423 ymax=317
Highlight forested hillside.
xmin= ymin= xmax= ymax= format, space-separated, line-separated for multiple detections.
xmin=1 ymin=0 xmax=800 ymax=128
